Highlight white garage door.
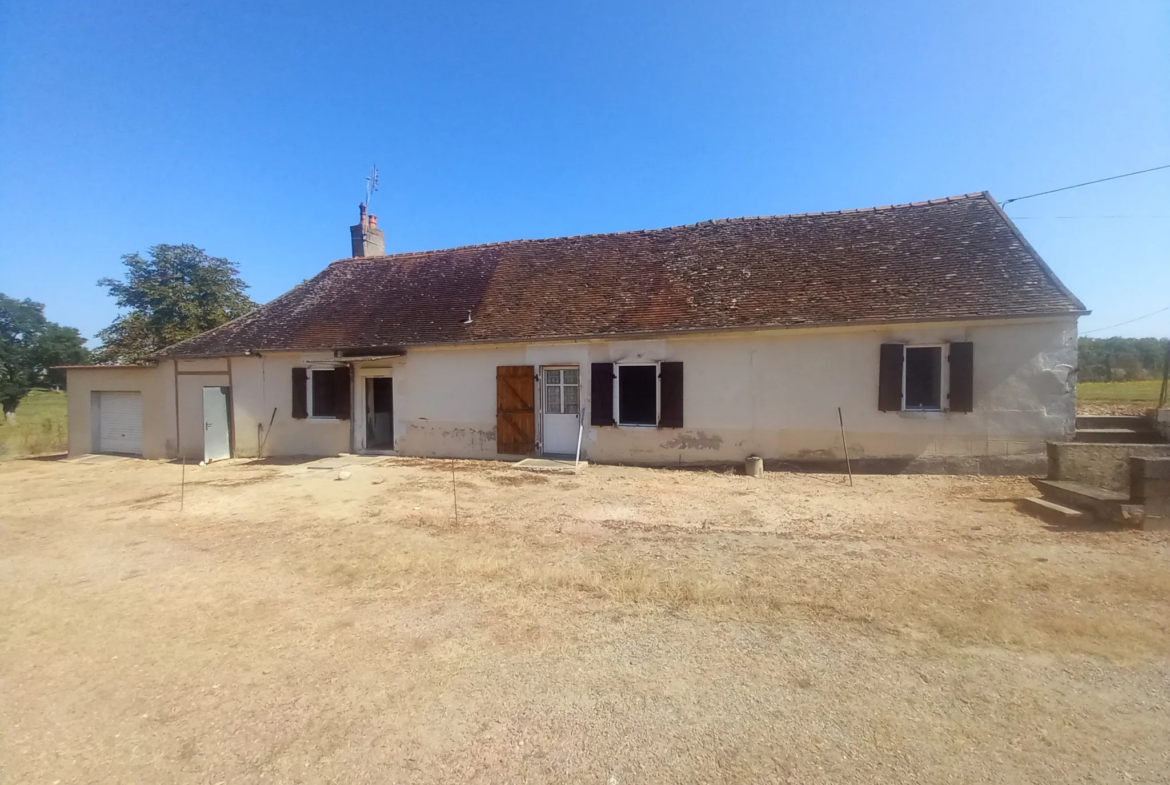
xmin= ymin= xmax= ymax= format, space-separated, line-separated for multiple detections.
xmin=97 ymin=391 xmax=143 ymax=456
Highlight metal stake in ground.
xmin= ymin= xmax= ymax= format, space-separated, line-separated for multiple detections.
xmin=180 ymin=454 xmax=186 ymax=512
xmin=838 ymin=407 xmax=854 ymax=487
xmin=451 ymin=461 xmax=459 ymax=526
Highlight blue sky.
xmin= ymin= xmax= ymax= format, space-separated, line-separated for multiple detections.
xmin=1 ymin=0 xmax=1167 ymax=343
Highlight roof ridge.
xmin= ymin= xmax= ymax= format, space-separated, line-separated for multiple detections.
xmin=330 ymin=192 xmax=992 ymax=265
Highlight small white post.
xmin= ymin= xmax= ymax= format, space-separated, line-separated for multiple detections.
xmin=574 ymin=406 xmax=585 ymax=467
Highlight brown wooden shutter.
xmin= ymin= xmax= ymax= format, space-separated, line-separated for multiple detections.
xmin=334 ymin=367 xmax=352 ymax=420
xmin=658 ymin=361 xmax=684 ymax=428
xmin=948 ymin=342 xmax=974 ymax=413
xmin=878 ymin=343 xmax=904 ymax=412
xmin=291 ymin=367 xmax=308 ymax=419
xmin=590 ymin=362 xmax=615 ymax=426
xmin=496 ymin=365 xmax=536 ymax=455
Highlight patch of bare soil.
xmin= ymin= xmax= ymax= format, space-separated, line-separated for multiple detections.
xmin=1 ymin=457 xmax=1168 ymax=784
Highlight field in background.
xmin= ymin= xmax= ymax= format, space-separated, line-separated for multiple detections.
xmin=0 ymin=389 xmax=67 ymax=458
xmin=1078 ymin=380 xmax=1163 ymax=413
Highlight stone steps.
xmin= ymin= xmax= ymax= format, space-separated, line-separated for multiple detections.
xmin=1075 ymin=415 xmax=1150 ymax=430
xmin=1029 ymin=479 xmax=1145 ymax=526
xmin=1074 ymin=428 xmax=1163 ymax=444
xmin=1073 ymin=415 xmax=1165 ymax=445
xmin=1020 ymin=496 xmax=1086 ymax=524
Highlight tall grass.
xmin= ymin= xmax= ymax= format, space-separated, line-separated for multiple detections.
xmin=1077 ymin=380 xmax=1161 ymax=405
xmin=0 ymin=390 xmax=68 ymax=458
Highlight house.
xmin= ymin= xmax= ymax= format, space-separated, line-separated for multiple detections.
xmin=62 ymin=192 xmax=1087 ymax=473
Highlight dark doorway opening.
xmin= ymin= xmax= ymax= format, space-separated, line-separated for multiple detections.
xmin=366 ymin=377 xmax=394 ymax=449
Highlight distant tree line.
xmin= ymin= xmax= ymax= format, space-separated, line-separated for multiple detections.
xmin=1078 ymin=337 xmax=1170 ymax=382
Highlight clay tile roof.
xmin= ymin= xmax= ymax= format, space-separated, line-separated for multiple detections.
xmin=156 ymin=192 xmax=1086 ymax=357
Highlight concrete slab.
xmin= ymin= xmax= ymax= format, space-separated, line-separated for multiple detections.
xmin=65 ymin=454 xmax=131 ymax=464
xmin=304 ymin=457 xmax=352 ymax=471
xmin=1021 ymin=496 xmax=1086 ymax=523
xmin=513 ymin=457 xmax=587 ymax=474
xmin=337 ymin=454 xmax=391 ymax=465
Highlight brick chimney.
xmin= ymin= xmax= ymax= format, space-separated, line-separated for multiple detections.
xmin=350 ymin=203 xmax=385 ymax=257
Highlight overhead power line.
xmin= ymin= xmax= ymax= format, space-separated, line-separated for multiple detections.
xmin=1011 ymin=215 xmax=1170 ymax=220
xmin=1082 ymin=305 xmax=1170 ymax=335
xmin=1001 ymin=164 xmax=1170 ymax=207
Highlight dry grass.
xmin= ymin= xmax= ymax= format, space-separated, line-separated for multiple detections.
xmin=0 ymin=389 xmax=67 ymax=458
xmin=295 ymin=513 xmax=1170 ymax=661
xmin=2 ymin=457 xmax=1169 ymax=783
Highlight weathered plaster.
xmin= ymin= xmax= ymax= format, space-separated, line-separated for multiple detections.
xmin=63 ymin=316 xmax=1081 ymax=471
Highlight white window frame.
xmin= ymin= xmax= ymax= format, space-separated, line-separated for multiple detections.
xmin=901 ymin=344 xmax=948 ymax=413
xmin=614 ymin=362 xmax=660 ymax=427
xmin=306 ymin=367 xmax=343 ymax=421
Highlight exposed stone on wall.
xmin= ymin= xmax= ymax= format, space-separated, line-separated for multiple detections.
xmin=660 ymin=431 xmax=724 ymax=450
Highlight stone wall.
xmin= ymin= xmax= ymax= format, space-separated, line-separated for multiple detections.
xmin=1130 ymin=457 xmax=1170 ymax=529
xmin=1153 ymin=408 xmax=1170 ymax=442
xmin=1047 ymin=441 xmax=1170 ymax=494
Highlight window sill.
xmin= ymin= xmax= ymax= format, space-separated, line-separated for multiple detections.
xmin=306 ymin=416 xmax=344 ymax=423
xmin=616 ymin=423 xmax=658 ymax=428
xmin=898 ymin=409 xmax=947 ymax=418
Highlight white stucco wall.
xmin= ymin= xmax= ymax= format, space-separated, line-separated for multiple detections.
xmin=64 ymin=365 xmax=171 ymax=459
xmin=65 ymin=316 xmax=1077 ymax=471
xmin=357 ymin=316 xmax=1078 ymax=467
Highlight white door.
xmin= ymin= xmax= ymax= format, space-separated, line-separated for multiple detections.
xmin=202 ymin=386 xmax=231 ymax=462
xmin=542 ymin=367 xmax=580 ymax=456
xmin=96 ymin=391 xmax=143 ymax=456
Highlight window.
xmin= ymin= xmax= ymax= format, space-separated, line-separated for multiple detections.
xmin=878 ymin=342 xmax=973 ymax=414
xmin=544 ymin=368 xmax=579 ymax=414
xmin=904 ymin=346 xmax=943 ymax=411
xmin=591 ymin=361 xmax=683 ymax=428
xmin=617 ymin=365 xmax=658 ymax=426
xmin=309 ymin=368 xmax=343 ymax=418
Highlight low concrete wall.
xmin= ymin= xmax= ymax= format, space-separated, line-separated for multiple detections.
xmin=1130 ymin=457 xmax=1170 ymax=529
xmin=1047 ymin=441 xmax=1170 ymax=494
xmin=1152 ymin=408 xmax=1170 ymax=442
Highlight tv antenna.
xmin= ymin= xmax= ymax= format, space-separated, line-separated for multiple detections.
xmin=364 ymin=165 xmax=379 ymax=211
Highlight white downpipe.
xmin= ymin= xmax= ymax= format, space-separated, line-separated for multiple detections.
xmin=574 ymin=406 xmax=585 ymax=467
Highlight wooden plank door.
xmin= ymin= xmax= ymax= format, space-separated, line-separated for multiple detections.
xmin=497 ymin=365 xmax=536 ymax=455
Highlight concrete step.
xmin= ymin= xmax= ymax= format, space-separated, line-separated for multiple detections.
xmin=1031 ymin=479 xmax=1146 ymax=525
xmin=1076 ymin=415 xmax=1152 ymax=430
xmin=1020 ymin=496 xmax=1087 ymax=524
xmin=1074 ymin=428 xmax=1163 ymax=444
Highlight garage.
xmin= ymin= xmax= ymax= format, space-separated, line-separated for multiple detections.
xmin=94 ymin=391 xmax=143 ymax=456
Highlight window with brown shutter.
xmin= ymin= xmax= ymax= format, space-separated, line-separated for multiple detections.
xmin=297 ymin=368 xmax=350 ymax=419
xmin=878 ymin=343 xmax=904 ymax=412
xmin=948 ymin=342 xmax=974 ymax=413
xmin=905 ymin=346 xmax=944 ymax=410
xmin=590 ymin=362 xmax=615 ymax=426
xmin=292 ymin=368 xmax=308 ymax=419
xmin=658 ymin=362 xmax=684 ymax=428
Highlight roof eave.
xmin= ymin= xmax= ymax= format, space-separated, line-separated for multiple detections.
xmin=155 ymin=310 xmax=1088 ymax=358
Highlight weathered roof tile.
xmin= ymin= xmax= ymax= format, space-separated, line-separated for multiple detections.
xmin=157 ymin=192 xmax=1084 ymax=357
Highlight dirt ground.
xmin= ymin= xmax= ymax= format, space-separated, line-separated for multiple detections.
xmin=2 ymin=456 xmax=1169 ymax=784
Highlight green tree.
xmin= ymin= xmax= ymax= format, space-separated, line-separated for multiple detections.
xmin=1078 ymin=336 xmax=1170 ymax=381
xmin=0 ymin=294 xmax=90 ymax=422
xmin=96 ymin=244 xmax=256 ymax=363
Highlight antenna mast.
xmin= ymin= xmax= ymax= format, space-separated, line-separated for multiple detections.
xmin=364 ymin=165 xmax=379 ymax=213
